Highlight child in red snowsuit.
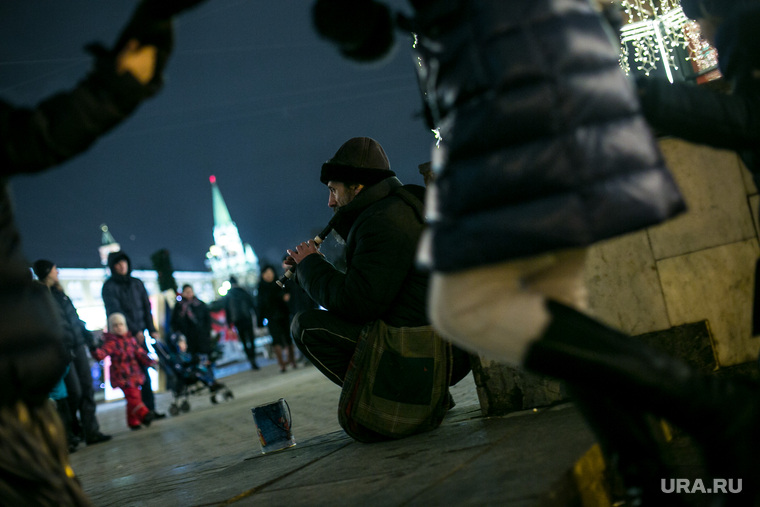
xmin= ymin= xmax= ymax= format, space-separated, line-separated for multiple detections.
xmin=92 ymin=313 xmax=156 ymax=430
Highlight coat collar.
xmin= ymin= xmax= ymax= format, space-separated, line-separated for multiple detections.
xmin=332 ymin=177 xmax=402 ymax=240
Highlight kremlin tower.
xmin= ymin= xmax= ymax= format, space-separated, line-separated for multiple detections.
xmin=205 ymin=175 xmax=259 ymax=289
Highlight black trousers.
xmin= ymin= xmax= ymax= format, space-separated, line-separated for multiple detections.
xmin=234 ymin=318 xmax=258 ymax=364
xmin=64 ymin=344 xmax=100 ymax=440
xmin=134 ymin=333 xmax=155 ymax=412
xmin=291 ymin=309 xmax=365 ymax=387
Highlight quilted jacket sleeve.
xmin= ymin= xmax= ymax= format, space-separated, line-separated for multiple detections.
xmin=639 ymin=78 xmax=760 ymax=152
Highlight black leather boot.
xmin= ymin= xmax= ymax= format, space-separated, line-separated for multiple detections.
xmin=524 ymin=300 xmax=760 ymax=506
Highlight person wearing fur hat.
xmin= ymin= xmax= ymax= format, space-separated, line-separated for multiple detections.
xmin=34 ymin=259 xmax=112 ymax=447
xmin=102 ymin=250 xmax=165 ymax=419
xmin=286 ymin=137 xmax=471 ymax=397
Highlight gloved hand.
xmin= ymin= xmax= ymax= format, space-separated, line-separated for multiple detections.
xmin=312 ymin=0 xmax=396 ymax=62
xmin=86 ymin=0 xmax=209 ymax=93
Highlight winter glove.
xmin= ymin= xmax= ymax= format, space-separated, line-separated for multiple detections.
xmin=312 ymin=0 xmax=396 ymax=62
xmin=86 ymin=0 xmax=209 ymax=94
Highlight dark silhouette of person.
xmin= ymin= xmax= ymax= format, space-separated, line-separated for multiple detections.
xmin=223 ymin=276 xmax=260 ymax=370
xmin=33 ymin=259 xmax=112 ymax=446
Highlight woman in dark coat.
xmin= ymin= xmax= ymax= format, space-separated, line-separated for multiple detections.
xmin=312 ymin=0 xmax=759 ymax=503
xmin=170 ymin=284 xmax=213 ymax=363
xmin=257 ymin=265 xmax=298 ymax=373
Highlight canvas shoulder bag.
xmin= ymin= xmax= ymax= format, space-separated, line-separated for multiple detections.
xmin=338 ymin=319 xmax=453 ymax=443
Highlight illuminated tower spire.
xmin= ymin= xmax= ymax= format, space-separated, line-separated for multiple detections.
xmin=98 ymin=224 xmax=121 ymax=266
xmin=206 ymin=175 xmax=259 ymax=288
xmin=210 ymin=174 xmax=234 ymax=228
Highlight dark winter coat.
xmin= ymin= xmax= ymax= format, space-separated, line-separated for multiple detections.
xmin=410 ymin=0 xmax=685 ymax=272
xmin=91 ymin=332 xmax=155 ymax=390
xmin=0 ymin=51 xmax=158 ymax=407
xmin=102 ymin=251 xmax=156 ymax=337
xmin=224 ymin=286 xmax=256 ymax=325
xmin=170 ymin=296 xmax=212 ymax=355
xmin=296 ymin=177 xmax=429 ymax=327
xmin=256 ymin=280 xmax=291 ymax=328
xmin=50 ymin=286 xmax=95 ymax=353
xmin=638 ymin=5 xmax=760 ymax=180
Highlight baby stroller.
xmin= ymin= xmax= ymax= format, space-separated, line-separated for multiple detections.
xmin=155 ymin=333 xmax=234 ymax=416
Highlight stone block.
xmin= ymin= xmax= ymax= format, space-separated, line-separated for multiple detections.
xmin=634 ymin=320 xmax=716 ymax=374
xmin=657 ymin=239 xmax=760 ymax=366
xmin=471 ymin=356 xmax=568 ymax=416
xmin=585 ymin=231 xmax=670 ymax=335
xmin=648 ymin=139 xmax=755 ymax=260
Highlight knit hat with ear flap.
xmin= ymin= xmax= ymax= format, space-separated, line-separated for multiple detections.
xmin=320 ymin=137 xmax=396 ymax=186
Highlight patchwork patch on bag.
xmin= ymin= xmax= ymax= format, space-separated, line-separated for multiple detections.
xmin=372 ymin=350 xmax=434 ymax=405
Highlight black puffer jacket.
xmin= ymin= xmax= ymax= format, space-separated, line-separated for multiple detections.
xmin=638 ymin=5 xmax=760 ymax=180
xmin=296 ymin=177 xmax=429 ymax=327
xmin=102 ymin=251 xmax=156 ymax=336
xmin=410 ymin=0 xmax=685 ymax=272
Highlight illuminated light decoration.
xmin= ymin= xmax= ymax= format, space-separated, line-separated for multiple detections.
xmin=411 ymin=32 xmax=443 ymax=149
xmin=432 ymin=127 xmax=443 ymax=148
xmin=616 ymin=1 xmax=720 ymax=83
xmin=205 ymin=176 xmax=259 ymax=287
xmin=682 ymin=20 xmax=719 ymax=73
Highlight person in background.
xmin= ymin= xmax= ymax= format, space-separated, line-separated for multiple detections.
xmin=256 ymin=265 xmax=298 ymax=373
xmin=33 ymin=259 xmax=112 ymax=447
xmin=102 ymin=250 xmax=165 ymax=419
xmin=91 ymin=313 xmax=156 ymax=431
xmin=0 ymin=1 xmax=207 ymax=501
xmin=170 ymin=283 xmax=213 ymax=365
xmin=281 ymin=254 xmax=318 ymax=366
xmin=223 ymin=276 xmax=260 ymax=370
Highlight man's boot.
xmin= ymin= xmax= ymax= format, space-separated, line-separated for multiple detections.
xmin=524 ymin=300 xmax=760 ymax=505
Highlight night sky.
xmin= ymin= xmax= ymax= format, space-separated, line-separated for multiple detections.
xmin=1 ymin=0 xmax=434 ymax=272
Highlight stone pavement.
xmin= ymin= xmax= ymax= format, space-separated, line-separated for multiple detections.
xmin=69 ymin=361 xmax=598 ymax=506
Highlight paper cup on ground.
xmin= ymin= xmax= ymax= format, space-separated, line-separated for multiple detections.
xmin=251 ymin=398 xmax=296 ymax=454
